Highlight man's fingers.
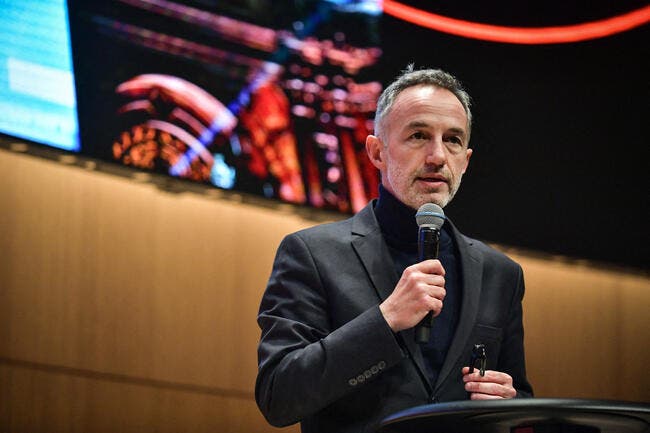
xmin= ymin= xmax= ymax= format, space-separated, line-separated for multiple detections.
xmin=411 ymin=259 xmax=445 ymax=276
xmin=415 ymin=276 xmax=445 ymax=292
xmin=462 ymin=368 xmax=517 ymax=399
xmin=462 ymin=368 xmax=513 ymax=385
xmin=424 ymin=296 xmax=444 ymax=316
xmin=465 ymin=380 xmax=503 ymax=394
xmin=465 ymin=380 xmax=516 ymax=398
xmin=469 ymin=392 xmax=505 ymax=400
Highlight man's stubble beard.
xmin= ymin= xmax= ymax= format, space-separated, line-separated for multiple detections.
xmin=384 ymin=166 xmax=464 ymax=210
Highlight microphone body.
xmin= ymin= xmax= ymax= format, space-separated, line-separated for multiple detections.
xmin=414 ymin=203 xmax=445 ymax=345
xmin=415 ymin=225 xmax=440 ymax=344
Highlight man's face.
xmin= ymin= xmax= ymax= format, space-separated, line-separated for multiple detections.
xmin=366 ymin=85 xmax=473 ymax=209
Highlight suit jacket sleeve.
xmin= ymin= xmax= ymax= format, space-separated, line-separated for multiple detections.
xmin=500 ymin=264 xmax=533 ymax=398
xmin=255 ymin=232 xmax=405 ymax=427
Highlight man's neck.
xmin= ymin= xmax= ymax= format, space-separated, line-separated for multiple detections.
xmin=374 ymin=185 xmax=420 ymax=251
xmin=374 ymin=184 xmax=453 ymax=252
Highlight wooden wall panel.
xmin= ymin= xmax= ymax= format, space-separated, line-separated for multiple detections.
xmin=0 ymin=146 xmax=648 ymax=433
xmin=517 ymin=256 xmax=650 ymax=401
xmin=0 ymin=148 xmax=313 ymax=391
xmin=0 ymin=363 xmax=294 ymax=433
xmin=0 ymin=147 xmax=307 ymax=432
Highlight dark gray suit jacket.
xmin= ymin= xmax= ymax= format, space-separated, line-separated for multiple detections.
xmin=256 ymin=202 xmax=533 ymax=432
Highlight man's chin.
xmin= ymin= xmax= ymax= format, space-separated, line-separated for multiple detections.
xmin=410 ymin=192 xmax=451 ymax=210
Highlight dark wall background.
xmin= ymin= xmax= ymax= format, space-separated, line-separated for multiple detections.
xmin=378 ymin=1 xmax=649 ymax=269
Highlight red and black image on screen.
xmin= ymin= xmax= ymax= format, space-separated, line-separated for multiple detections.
xmin=68 ymin=0 xmax=383 ymax=213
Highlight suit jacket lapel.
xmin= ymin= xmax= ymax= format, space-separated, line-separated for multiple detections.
xmin=350 ymin=203 xmax=397 ymax=303
xmin=434 ymin=223 xmax=484 ymax=393
xmin=350 ymin=202 xmax=434 ymax=393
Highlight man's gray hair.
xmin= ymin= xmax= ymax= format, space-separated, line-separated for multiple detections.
xmin=374 ymin=65 xmax=472 ymax=142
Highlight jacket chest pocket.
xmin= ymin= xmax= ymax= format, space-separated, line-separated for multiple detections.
xmin=469 ymin=324 xmax=503 ymax=371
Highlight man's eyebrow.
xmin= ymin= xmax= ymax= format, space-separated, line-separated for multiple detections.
xmin=406 ymin=120 xmax=467 ymax=135
xmin=447 ymin=127 xmax=467 ymax=137
xmin=404 ymin=122 xmax=467 ymax=137
xmin=405 ymin=120 xmax=430 ymax=129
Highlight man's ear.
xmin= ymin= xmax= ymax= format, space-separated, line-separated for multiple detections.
xmin=366 ymin=135 xmax=385 ymax=170
xmin=461 ymin=147 xmax=473 ymax=174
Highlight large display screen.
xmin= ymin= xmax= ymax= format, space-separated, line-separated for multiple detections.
xmin=8 ymin=0 xmax=649 ymax=268
xmin=0 ymin=0 xmax=79 ymax=151
xmin=68 ymin=0 xmax=383 ymax=214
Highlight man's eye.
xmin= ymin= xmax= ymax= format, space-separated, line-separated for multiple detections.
xmin=446 ymin=136 xmax=462 ymax=145
xmin=410 ymin=131 xmax=428 ymax=140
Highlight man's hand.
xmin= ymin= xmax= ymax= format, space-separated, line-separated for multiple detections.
xmin=379 ymin=259 xmax=446 ymax=333
xmin=462 ymin=367 xmax=517 ymax=399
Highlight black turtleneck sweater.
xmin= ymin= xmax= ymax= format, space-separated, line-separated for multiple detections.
xmin=373 ymin=185 xmax=462 ymax=386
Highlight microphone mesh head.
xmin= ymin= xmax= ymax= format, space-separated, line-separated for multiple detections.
xmin=416 ymin=203 xmax=445 ymax=229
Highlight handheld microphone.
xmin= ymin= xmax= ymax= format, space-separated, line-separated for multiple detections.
xmin=415 ymin=203 xmax=446 ymax=344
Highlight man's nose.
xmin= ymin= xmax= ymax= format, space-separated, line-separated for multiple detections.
xmin=424 ymin=137 xmax=446 ymax=166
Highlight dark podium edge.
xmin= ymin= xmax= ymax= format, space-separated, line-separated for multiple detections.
xmin=378 ymin=398 xmax=650 ymax=433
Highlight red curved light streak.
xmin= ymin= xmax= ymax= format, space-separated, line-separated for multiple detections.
xmin=383 ymin=1 xmax=650 ymax=44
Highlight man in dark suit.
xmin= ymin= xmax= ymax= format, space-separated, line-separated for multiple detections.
xmin=256 ymin=66 xmax=533 ymax=433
